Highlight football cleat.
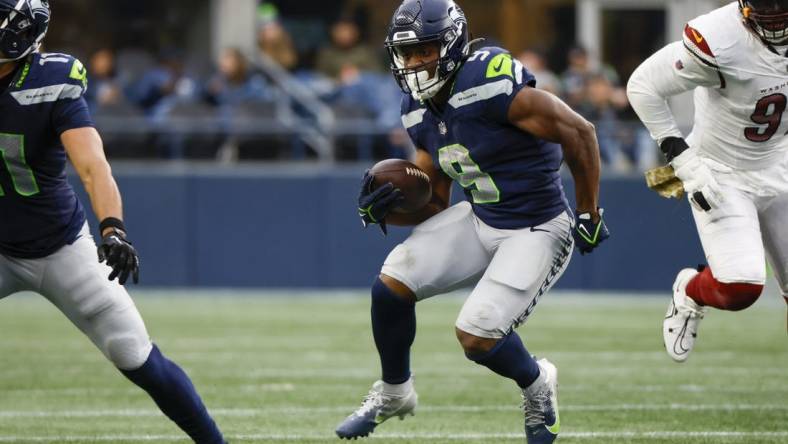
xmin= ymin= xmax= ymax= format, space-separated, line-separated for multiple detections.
xmin=663 ymin=268 xmax=707 ymax=362
xmin=522 ymin=358 xmax=560 ymax=444
xmin=335 ymin=379 xmax=418 ymax=439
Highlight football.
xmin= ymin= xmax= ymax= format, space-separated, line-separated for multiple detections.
xmin=370 ymin=158 xmax=432 ymax=213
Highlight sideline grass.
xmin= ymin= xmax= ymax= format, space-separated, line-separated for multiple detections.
xmin=0 ymin=290 xmax=785 ymax=443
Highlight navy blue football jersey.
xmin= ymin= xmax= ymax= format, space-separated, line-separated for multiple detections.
xmin=0 ymin=52 xmax=93 ymax=258
xmin=401 ymin=46 xmax=569 ymax=229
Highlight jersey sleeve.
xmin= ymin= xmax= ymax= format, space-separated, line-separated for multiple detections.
xmin=52 ymin=57 xmax=94 ymax=134
xmin=52 ymin=96 xmax=94 ymax=135
xmin=680 ymin=24 xmax=725 ymax=88
xmin=626 ymin=40 xmax=720 ymax=144
xmin=452 ymin=48 xmax=536 ymax=124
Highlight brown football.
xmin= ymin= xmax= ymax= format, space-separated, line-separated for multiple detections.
xmin=370 ymin=159 xmax=432 ymax=213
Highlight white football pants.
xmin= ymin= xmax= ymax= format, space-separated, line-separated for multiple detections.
xmin=691 ymin=152 xmax=788 ymax=299
xmin=0 ymin=223 xmax=152 ymax=370
xmin=381 ymin=201 xmax=574 ymax=339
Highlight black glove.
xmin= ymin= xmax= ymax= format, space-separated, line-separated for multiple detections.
xmin=98 ymin=229 xmax=140 ymax=285
xmin=572 ymin=208 xmax=610 ymax=255
xmin=357 ymin=170 xmax=404 ymax=235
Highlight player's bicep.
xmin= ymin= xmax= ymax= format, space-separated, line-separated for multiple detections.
xmin=507 ymin=87 xmax=587 ymax=143
xmin=413 ymin=148 xmax=451 ymax=208
xmin=62 ymin=127 xmax=109 ymax=181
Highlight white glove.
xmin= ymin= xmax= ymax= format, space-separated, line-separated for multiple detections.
xmin=670 ymin=148 xmax=724 ymax=212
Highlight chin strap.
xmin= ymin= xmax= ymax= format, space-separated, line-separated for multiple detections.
xmin=463 ymin=38 xmax=486 ymax=58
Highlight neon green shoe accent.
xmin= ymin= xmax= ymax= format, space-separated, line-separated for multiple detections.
xmin=546 ymin=410 xmax=560 ymax=435
xmin=486 ymin=53 xmax=513 ymax=79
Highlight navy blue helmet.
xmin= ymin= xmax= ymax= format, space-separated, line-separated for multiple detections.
xmin=384 ymin=0 xmax=469 ymax=100
xmin=739 ymin=0 xmax=788 ymax=44
xmin=0 ymin=0 xmax=49 ymax=62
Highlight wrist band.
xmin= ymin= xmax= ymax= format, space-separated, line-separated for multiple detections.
xmin=99 ymin=217 xmax=125 ymax=234
xmin=659 ymin=137 xmax=689 ymax=162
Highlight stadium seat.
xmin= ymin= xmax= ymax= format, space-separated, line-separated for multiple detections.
xmin=230 ymin=99 xmax=301 ymax=160
xmin=94 ymin=101 xmax=157 ymax=159
xmin=159 ymin=101 xmax=225 ymax=159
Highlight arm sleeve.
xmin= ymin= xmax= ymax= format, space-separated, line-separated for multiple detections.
xmin=626 ymin=41 xmax=721 ymax=144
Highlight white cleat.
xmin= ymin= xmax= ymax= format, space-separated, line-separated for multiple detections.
xmin=335 ymin=379 xmax=418 ymax=439
xmin=663 ymin=268 xmax=707 ymax=362
xmin=522 ymin=358 xmax=560 ymax=444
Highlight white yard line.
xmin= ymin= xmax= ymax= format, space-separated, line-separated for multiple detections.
xmin=1 ymin=431 xmax=788 ymax=442
xmin=1 ymin=403 xmax=786 ymax=418
xmin=1 ymin=382 xmax=784 ymax=398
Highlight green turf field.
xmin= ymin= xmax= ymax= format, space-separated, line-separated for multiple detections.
xmin=0 ymin=290 xmax=785 ymax=444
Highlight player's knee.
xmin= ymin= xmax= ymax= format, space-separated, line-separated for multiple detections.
xmin=455 ymin=327 xmax=498 ymax=356
xmin=712 ymin=281 xmax=764 ymax=311
xmin=105 ymin=335 xmax=153 ymax=370
xmin=374 ymin=275 xmax=416 ymax=305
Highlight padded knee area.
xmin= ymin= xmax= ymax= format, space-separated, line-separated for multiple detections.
xmin=688 ymin=267 xmax=763 ymax=311
xmin=106 ymin=335 xmax=153 ymax=370
xmin=372 ymin=278 xmax=414 ymax=307
xmin=456 ymin=328 xmax=497 ymax=356
xmin=712 ymin=282 xmax=763 ymax=311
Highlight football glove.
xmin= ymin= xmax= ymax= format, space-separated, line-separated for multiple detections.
xmin=573 ymin=208 xmax=610 ymax=255
xmin=98 ymin=229 xmax=140 ymax=285
xmin=645 ymin=165 xmax=685 ymax=199
xmin=357 ymin=170 xmax=404 ymax=235
xmin=670 ymin=148 xmax=725 ymax=212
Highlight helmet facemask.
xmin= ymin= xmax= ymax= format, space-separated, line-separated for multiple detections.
xmin=385 ymin=1 xmax=469 ymax=101
xmin=0 ymin=0 xmax=49 ymax=63
xmin=741 ymin=0 xmax=788 ymax=45
xmin=388 ymin=39 xmax=450 ymax=101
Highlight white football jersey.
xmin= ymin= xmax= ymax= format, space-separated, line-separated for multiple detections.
xmin=683 ymin=2 xmax=788 ymax=170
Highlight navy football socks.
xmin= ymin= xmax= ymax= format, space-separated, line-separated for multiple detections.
xmin=371 ymin=277 xmax=416 ymax=385
xmin=467 ymin=332 xmax=540 ymax=389
xmin=121 ymin=345 xmax=225 ymax=444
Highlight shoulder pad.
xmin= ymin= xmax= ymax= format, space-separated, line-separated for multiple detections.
xmin=38 ymin=53 xmax=88 ymax=89
xmin=10 ymin=53 xmax=88 ymax=105
xmin=683 ymin=24 xmax=718 ymax=67
xmin=456 ymin=46 xmax=534 ymax=91
xmin=462 ymin=47 xmax=515 ymax=82
xmin=683 ymin=3 xmax=743 ymax=68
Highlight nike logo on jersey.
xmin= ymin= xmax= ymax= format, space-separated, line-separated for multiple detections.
xmin=485 ymin=54 xmax=513 ymax=79
xmin=683 ymin=25 xmax=715 ymax=59
xmin=690 ymin=28 xmax=703 ymax=44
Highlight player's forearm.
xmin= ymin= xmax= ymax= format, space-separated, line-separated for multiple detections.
xmin=62 ymin=128 xmax=124 ymax=234
xmin=82 ymin=166 xmax=124 ymax=233
xmin=562 ymin=121 xmax=601 ymax=216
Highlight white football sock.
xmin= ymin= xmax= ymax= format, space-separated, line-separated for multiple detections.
xmin=382 ymin=376 xmax=414 ymax=396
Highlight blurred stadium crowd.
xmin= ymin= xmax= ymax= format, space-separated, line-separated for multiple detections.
xmin=66 ymin=1 xmax=657 ymax=171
